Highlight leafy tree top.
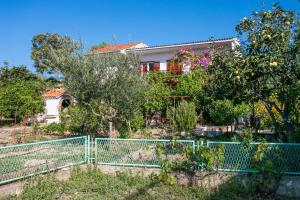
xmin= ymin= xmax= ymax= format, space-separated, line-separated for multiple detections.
xmin=0 ymin=65 xmax=38 ymax=85
xmin=31 ymin=33 xmax=81 ymax=74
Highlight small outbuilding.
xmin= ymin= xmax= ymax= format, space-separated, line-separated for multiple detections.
xmin=42 ymin=88 xmax=74 ymax=124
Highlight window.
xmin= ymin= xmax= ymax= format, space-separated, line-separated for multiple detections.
xmin=140 ymin=62 xmax=160 ymax=72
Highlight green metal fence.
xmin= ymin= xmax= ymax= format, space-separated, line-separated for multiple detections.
xmin=1 ymin=136 xmax=300 ymax=185
xmin=207 ymin=141 xmax=300 ymax=175
xmin=0 ymin=136 xmax=88 ymax=185
xmin=94 ymin=138 xmax=195 ymax=167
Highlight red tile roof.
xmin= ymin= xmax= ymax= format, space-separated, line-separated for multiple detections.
xmin=94 ymin=42 xmax=140 ymax=53
xmin=42 ymin=88 xmax=65 ymax=99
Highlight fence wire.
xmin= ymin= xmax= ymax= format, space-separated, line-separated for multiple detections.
xmin=207 ymin=141 xmax=300 ymax=174
xmin=0 ymin=136 xmax=87 ymax=184
xmin=1 ymin=136 xmax=300 ymax=185
xmin=95 ymin=138 xmax=195 ymax=167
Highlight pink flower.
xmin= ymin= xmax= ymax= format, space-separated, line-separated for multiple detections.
xmin=178 ymin=49 xmax=186 ymax=54
xmin=199 ymin=57 xmax=211 ymax=68
xmin=202 ymin=49 xmax=211 ymax=56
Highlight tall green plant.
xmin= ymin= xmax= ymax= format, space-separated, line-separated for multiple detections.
xmin=166 ymin=101 xmax=197 ymax=132
xmin=209 ymin=99 xmax=249 ymax=125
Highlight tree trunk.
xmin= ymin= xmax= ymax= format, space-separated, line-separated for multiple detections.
xmin=127 ymin=120 xmax=132 ymax=134
xmin=250 ymin=101 xmax=258 ymax=136
xmin=108 ymin=121 xmax=113 ymax=137
xmin=14 ymin=111 xmax=17 ymax=126
xmin=282 ymin=110 xmax=295 ymax=142
xmin=263 ymin=103 xmax=279 ymax=134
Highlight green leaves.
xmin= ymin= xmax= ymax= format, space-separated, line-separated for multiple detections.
xmin=209 ymin=99 xmax=249 ymax=125
xmin=209 ymin=4 xmax=300 ymax=139
xmin=60 ymin=104 xmax=105 ymax=136
xmin=166 ymin=101 xmax=197 ymax=132
xmin=0 ymin=81 xmax=44 ymax=120
xmin=60 ymin=46 xmax=147 ymax=133
xmin=174 ymin=68 xmax=206 ymax=105
xmin=31 ymin=33 xmax=81 ymax=74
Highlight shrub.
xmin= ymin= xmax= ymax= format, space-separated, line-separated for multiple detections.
xmin=118 ymin=125 xmax=130 ymax=138
xmin=166 ymin=101 xmax=197 ymax=132
xmin=131 ymin=111 xmax=145 ymax=131
xmin=209 ymin=99 xmax=249 ymax=125
xmin=41 ymin=123 xmax=65 ymax=135
xmin=60 ymin=105 xmax=106 ymax=136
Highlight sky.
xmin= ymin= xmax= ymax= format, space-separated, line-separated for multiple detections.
xmin=0 ymin=0 xmax=299 ymax=72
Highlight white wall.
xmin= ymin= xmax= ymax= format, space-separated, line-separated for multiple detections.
xmin=140 ymin=51 xmax=174 ymax=71
xmin=45 ymin=98 xmax=60 ymax=116
xmin=139 ymin=40 xmax=237 ymax=71
xmin=140 ymin=47 xmax=216 ymax=71
xmin=44 ymin=97 xmax=61 ymax=124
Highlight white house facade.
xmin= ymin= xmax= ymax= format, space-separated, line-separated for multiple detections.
xmin=93 ymin=37 xmax=239 ymax=73
xmin=42 ymin=88 xmax=73 ymax=124
xmin=42 ymin=37 xmax=239 ymax=124
xmin=136 ymin=37 xmax=239 ymax=73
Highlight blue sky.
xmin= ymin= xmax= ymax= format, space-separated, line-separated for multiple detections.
xmin=0 ymin=0 xmax=299 ymax=72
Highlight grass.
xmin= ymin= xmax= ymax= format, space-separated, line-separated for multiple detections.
xmin=5 ymin=168 xmax=295 ymax=200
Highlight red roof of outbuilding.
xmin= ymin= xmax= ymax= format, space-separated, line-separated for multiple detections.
xmin=42 ymin=88 xmax=65 ymax=99
xmin=94 ymin=42 xmax=140 ymax=53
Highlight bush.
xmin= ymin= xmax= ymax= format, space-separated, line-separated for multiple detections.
xmin=209 ymin=99 xmax=249 ymax=125
xmin=60 ymin=105 xmax=107 ymax=136
xmin=166 ymin=101 xmax=197 ymax=132
xmin=118 ymin=125 xmax=130 ymax=138
xmin=41 ymin=123 xmax=65 ymax=135
xmin=131 ymin=111 xmax=145 ymax=131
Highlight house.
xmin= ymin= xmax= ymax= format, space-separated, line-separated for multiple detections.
xmin=94 ymin=37 xmax=239 ymax=74
xmin=42 ymin=88 xmax=74 ymax=124
xmin=42 ymin=37 xmax=238 ymax=124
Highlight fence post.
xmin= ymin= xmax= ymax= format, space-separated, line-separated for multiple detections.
xmin=85 ymin=136 xmax=88 ymax=164
xmin=94 ymin=138 xmax=97 ymax=165
xmin=193 ymin=141 xmax=196 ymax=154
xmin=87 ymin=135 xmax=90 ymax=164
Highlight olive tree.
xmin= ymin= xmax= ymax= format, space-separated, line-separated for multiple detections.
xmin=31 ymin=33 xmax=80 ymax=74
xmin=56 ymin=43 xmax=147 ymax=135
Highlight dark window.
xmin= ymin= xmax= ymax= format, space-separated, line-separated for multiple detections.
xmin=149 ymin=63 xmax=154 ymax=71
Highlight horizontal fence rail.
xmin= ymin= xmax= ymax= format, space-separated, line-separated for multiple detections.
xmin=95 ymin=138 xmax=195 ymax=167
xmin=1 ymin=136 xmax=300 ymax=185
xmin=0 ymin=136 xmax=88 ymax=185
xmin=207 ymin=141 xmax=300 ymax=175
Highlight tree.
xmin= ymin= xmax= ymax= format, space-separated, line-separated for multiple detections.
xmin=56 ymin=41 xmax=147 ymax=135
xmin=209 ymin=4 xmax=300 ymax=141
xmin=0 ymin=65 xmax=39 ymax=86
xmin=31 ymin=33 xmax=80 ymax=74
xmin=0 ymin=65 xmax=45 ymax=124
xmin=0 ymin=81 xmax=44 ymax=123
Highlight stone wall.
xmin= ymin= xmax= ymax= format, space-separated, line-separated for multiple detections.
xmin=1 ymin=164 xmax=300 ymax=199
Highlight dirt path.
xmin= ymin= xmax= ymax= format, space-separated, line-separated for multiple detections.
xmin=0 ymin=126 xmax=32 ymax=145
